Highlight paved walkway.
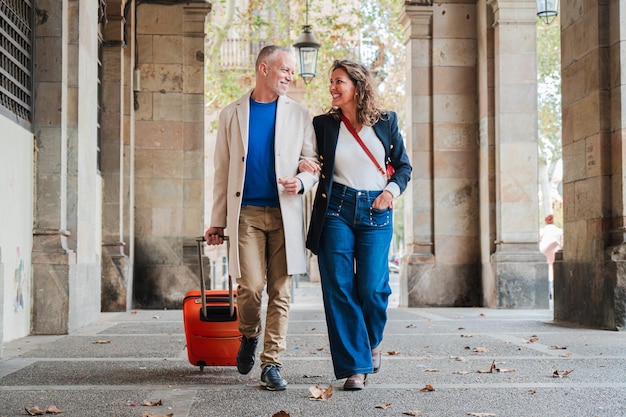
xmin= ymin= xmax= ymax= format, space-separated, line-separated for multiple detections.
xmin=1 ymin=280 xmax=626 ymax=417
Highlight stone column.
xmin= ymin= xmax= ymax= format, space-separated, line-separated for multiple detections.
xmin=556 ymin=0 xmax=626 ymax=329
xmin=32 ymin=0 xmax=103 ymax=333
xmin=400 ymin=1 xmax=482 ymax=307
xmin=132 ymin=3 xmax=210 ymax=308
xmin=101 ymin=1 xmax=130 ymax=312
xmin=487 ymin=0 xmax=548 ymax=308
xmin=400 ymin=4 xmax=434 ymax=308
xmin=476 ymin=0 xmax=498 ymax=307
xmin=32 ymin=0 xmax=76 ymax=334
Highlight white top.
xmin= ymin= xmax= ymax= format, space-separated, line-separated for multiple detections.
xmin=539 ymin=224 xmax=563 ymax=264
xmin=333 ymin=123 xmax=401 ymax=197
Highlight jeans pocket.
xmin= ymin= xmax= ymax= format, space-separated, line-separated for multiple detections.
xmin=368 ymin=207 xmax=390 ymax=227
xmin=326 ymin=196 xmax=344 ymax=218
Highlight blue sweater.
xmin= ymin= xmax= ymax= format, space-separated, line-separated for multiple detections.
xmin=242 ymin=98 xmax=280 ymax=207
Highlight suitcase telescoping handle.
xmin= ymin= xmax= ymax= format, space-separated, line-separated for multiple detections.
xmin=196 ymin=236 xmax=235 ymax=319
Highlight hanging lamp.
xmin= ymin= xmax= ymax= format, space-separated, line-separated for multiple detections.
xmin=537 ymin=0 xmax=559 ymax=25
xmin=293 ymin=0 xmax=321 ymax=84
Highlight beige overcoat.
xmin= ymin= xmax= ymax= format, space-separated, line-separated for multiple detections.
xmin=210 ymin=90 xmax=318 ymax=278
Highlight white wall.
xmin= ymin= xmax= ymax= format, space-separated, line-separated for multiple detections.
xmin=0 ymin=114 xmax=34 ymax=342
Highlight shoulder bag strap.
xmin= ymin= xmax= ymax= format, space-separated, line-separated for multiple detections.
xmin=340 ymin=114 xmax=386 ymax=176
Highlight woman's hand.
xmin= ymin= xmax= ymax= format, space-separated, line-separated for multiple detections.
xmin=298 ymin=160 xmax=321 ymax=174
xmin=372 ymin=190 xmax=394 ymax=210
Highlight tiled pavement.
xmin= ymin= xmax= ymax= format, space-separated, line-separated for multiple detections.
xmin=1 ymin=280 xmax=626 ymax=417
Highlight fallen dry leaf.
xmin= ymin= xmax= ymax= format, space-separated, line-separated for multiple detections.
xmin=402 ymin=411 xmax=423 ymax=416
xmin=303 ymin=374 xmax=323 ymax=378
xmin=529 ymin=389 xmax=537 ymax=395
xmin=467 ymin=413 xmax=496 ymax=416
xmin=420 ymin=383 xmax=435 ymax=392
xmin=272 ymin=411 xmax=291 ymax=417
xmin=406 ymin=324 xmax=416 ymax=328
xmin=458 ymin=327 xmax=466 ymax=330
xmin=461 ymin=334 xmax=474 ymax=338
xmin=141 ymin=413 xmax=172 ymax=417
xmin=25 ymin=406 xmax=65 ymax=416
xmin=45 ymin=406 xmax=63 ymax=414
xmin=308 ymin=384 xmax=333 ymax=400
xmin=550 ymin=345 xmax=567 ymax=349
xmin=479 ymin=313 xmax=486 ymax=317
xmin=387 ymin=350 xmax=400 ymax=355
xmin=553 ymin=369 xmax=574 ymax=378
xmin=375 ymin=403 xmax=392 ymax=409
xmin=559 ymin=352 xmax=572 ymax=357
xmin=450 ymin=356 xmax=467 ymax=362
xmin=473 ymin=347 xmax=489 ymax=353
xmin=152 ymin=315 xmax=161 ymax=319
xmin=523 ymin=335 xmax=539 ymax=344
xmin=92 ymin=340 xmax=111 ymax=344
xmin=142 ymin=400 xmax=163 ymax=406
xmin=423 ymin=368 xmax=440 ymax=372
xmin=453 ymin=371 xmax=470 ymax=375
xmin=130 ymin=310 xmax=137 ymax=314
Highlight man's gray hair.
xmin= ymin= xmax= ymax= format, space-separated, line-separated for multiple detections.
xmin=255 ymin=45 xmax=292 ymax=72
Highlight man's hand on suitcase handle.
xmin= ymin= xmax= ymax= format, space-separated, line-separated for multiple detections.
xmin=204 ymin=227 xmax=225 ymax=245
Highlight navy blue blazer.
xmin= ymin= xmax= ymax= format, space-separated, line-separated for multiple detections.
xmin=306 ymin=111 xmax=412 ymax=255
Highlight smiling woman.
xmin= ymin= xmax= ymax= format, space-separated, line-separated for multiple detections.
xmin=303 ymin=59 xmax=412 ymax=391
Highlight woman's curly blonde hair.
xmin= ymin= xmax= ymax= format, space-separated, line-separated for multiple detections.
xmin=327 ymin=60 xmax=387 ymax=126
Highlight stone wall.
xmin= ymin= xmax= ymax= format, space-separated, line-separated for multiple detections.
xmin=555 ymin=0 xmax=626 ymax=329
xmin=131 ymin=3 xmax=210 ymax=309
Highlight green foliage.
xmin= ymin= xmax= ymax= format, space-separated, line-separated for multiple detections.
xmin=204 ymin=0 xmax=406 ymax=121
xmin=536 ymin=17 xmax=562 ymax=217
xmin=537 ymin=17 xmax=561 ymax=167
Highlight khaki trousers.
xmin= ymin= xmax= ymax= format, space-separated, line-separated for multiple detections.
xmin=237 ymin=205 xmax=291 ymax=368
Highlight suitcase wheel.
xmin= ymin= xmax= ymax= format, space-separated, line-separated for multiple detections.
xmin=199 ymin=365 xmax=204 ymax=372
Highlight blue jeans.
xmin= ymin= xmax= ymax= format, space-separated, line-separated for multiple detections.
xmin=317 ymin=183 xmax=393 ymax=379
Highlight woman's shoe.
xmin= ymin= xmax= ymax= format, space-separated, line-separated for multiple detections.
xmin=343 ymin=374 xmax=366 ymax=390
xmin=372 ymin=347 xmax=382 ymax=373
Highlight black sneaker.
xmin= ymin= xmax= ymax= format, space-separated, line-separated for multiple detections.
xmin=260 ymin=365 xmax=288 ymax=391
xmin=236 ymin=336 xmax=258 ymax=375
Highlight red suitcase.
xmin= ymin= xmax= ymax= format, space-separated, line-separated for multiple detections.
xmin=183 ymin=237 xmax=241 ymax=370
